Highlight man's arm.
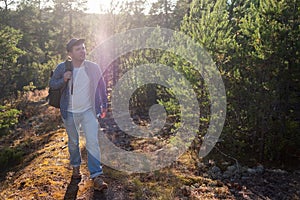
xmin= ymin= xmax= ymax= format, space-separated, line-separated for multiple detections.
xmin=49 ymin=63 xmax=66 ymax=89
xmin=97 ymin=75 xmax=108 ymax=118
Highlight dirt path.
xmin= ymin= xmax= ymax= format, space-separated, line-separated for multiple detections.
xmin=0 ymin=92 xmax=299 ymax=200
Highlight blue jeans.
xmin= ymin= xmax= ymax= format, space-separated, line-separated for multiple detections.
xmin=63 ymin=109 xmax=103 ymax=178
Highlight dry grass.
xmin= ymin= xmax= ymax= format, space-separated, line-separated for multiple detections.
xmin=0 ymin=89 xmax=235 ymax=200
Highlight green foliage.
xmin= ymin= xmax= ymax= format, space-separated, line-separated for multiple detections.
xmin=0 ymin=146 xmax=24 ymax=169
xmin=0 ymin=105 xmax=21 ymax=135
xmin=231 ymin=0 xmax=300 ymax=163
xmin=0 ymin=26 xmax=25 ymax=99
xmin=23 ymin=82 xmax=36 ymax=92
xmin=178 ymin=0 xmax=300 ymax=165
xmin=0 ymin=26 xmax=24 ymax=63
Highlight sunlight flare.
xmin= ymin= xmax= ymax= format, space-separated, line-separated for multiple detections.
xmin=87 ymin=0 xmax=119 ymax=13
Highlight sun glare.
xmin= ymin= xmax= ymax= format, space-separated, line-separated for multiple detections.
xmin=86 ymin=0 xmax=117 ymax=13
xmin=86 ymin=0 xmax=101 ymax=13
xmin=87 ymin=0 xmax=155 ymax=14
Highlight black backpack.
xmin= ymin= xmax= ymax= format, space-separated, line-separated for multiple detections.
xmin=48 ymin=60 xmax=72 ymax=108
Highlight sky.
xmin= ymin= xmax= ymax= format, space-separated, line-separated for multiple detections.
xmin=86 ymin=0 xmax=157 ymax=14
xmin=0 ymin=0 xmax=172 ymax=14
xmin=86 ymin=0 xmax=107 ymax=13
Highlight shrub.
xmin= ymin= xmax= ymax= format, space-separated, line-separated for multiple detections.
xmin=0 ymin=105 xmax=21 ymax=135
xmin=0 ymin=147 xmax=24 ymax=169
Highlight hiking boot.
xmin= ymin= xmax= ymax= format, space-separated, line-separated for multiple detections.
xmin=72 ymin=166 xmax=82 ymax=179
xmin=93 ymin=175 xmax=108 ymax=191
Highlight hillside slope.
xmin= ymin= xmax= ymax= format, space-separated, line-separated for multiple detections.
xmin=0 ymin=91 xmax=299 ymax=200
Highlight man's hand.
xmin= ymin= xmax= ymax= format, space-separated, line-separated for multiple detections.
xmin=97 ymin=108 xmax=107 ymax=119
xmin=100 ymin=108 xmax=107 ymax=119
xmin=64 ymin=71 xmax=72 ymax=82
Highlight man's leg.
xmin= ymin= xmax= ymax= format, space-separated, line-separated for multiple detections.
xmin=81 ymin=109 xmax=107 ymax=190
xmin=63 ymin=112 xmax=82 ymax=170
xmin=81 ymin=109 xmax=103 ymax=178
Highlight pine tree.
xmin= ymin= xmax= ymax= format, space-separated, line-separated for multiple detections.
xmin=0 ymin=26 xmax=24 ymax=99
xmin=177 ymin=0 xmax=300 ymax=165
xmin=236 ymin=0 xmax=300 ymax=163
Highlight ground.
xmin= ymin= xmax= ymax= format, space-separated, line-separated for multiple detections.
xmin=0 ymin=91 xmax=299 ymax=200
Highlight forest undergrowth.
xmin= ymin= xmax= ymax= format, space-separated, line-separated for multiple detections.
xmin=0 ymin=90 xmax=299 ymax=200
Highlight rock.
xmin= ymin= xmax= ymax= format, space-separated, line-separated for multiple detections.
xmin=197 ymin=162 xmax=206 ymax=169
xmin=268 ymin=169 xmax=287 ymax=174
xmin=255 ymin=165 xmax=264 ymax=174
xmin=222 ymin=164 xmax=239 ymax=179
xmin=247 ymin=168 xmax=256 ymax=174
xmin=227 ymin=165 xmax=237 ymax=172
xmin=221 ymin=161 xmax=231 ymax=168
xmin=241 ymin=176 xmax=250 ymax=181
xmin=246 ymin=165 xmax=264 ymax=175
xmin=211 ymin=166 xmax=221 ymax=173
xmin=208 ymin=166 xmax=222 ymax=179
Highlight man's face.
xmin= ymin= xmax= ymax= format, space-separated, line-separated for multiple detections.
xmin=69 ymin=43 xmax=86 ymax=62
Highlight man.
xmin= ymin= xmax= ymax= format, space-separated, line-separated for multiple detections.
xmin=49 ymin=38 xmax=108 ymax=191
